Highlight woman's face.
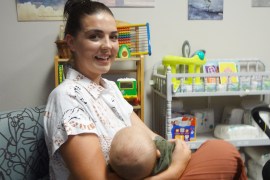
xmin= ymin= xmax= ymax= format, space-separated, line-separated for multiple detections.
xmin=67 ymin=12 xmax=119 ymax=83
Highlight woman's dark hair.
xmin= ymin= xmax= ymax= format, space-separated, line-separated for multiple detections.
xmin=64 ymin=0 xmax=114 ymax=37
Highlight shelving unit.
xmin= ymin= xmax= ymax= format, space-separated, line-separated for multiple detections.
xmin=168 ymin=132 xmax=270 ymax=149
xmin=152 ymin=59 xmax=270 ymax=149
xmin=54 ymin=55 xmax=145 ymax=121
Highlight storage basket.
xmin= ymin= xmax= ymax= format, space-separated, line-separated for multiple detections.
xmin=55 ymin=40 xmax=71 ymax=59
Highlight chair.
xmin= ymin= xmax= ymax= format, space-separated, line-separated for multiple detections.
xmin=0 ymin=106 xmax=49 ymax=180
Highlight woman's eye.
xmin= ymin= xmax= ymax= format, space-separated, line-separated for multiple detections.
xmin=111 ymin=35 xmax=118 ymax=41
xmin=88 ymin=34 xmax=100 ymax=41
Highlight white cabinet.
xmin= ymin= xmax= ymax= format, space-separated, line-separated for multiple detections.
xmin=152 ymin=59 xmax=270 ymax=149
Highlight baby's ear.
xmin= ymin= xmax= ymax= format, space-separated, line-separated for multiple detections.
xmin=156 ymin=149 xmax=161 ymax=158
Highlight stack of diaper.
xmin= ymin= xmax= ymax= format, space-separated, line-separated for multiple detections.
xmin=214 ymin=105 xmax=260 ymax=140
xmin=214 ymin=124 xmax=259 ymax=140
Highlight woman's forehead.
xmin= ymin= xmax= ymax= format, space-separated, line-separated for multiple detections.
xmin=80 ymin=13 xmax=117 ymax=31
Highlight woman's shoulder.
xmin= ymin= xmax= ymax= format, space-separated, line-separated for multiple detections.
xmin=49 ymin=79 xmax=78 ymax=99
xmin=45 ymin=80 xmax=82 ymax=115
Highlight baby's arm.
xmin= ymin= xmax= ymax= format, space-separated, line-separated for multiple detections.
xmin=145 ymin=140 xmax=191 ymax=180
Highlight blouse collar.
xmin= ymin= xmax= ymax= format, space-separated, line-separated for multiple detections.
xmin=66 ymin=68 xmax=112 ymax=99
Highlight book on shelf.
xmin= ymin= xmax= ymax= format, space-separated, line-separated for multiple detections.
xmin=58 ymin=62 xmax=72 ymax=84
xmin=58 ymin=64 xmax=64 ymax=84
xmin=218 ymin=61 xmax=238 ymax=84
xmin=203 ymin=62 xmax=219 ymax=83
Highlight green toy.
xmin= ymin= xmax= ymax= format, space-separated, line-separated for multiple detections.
xmin=118 ymin=45 xmax=131 ymax=58
xmin=116 ymin=78 xmax=137 ymax=99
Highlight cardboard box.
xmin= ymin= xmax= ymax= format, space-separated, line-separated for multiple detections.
xmin=170 ymin=115 xmax=196 ymax=141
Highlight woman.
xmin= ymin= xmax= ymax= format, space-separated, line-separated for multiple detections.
xmin=43 ymin=0 xmax=247 ymax=179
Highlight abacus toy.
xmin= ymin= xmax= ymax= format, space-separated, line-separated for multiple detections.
xmin=117 ymin=23 xmax=151 ymax=56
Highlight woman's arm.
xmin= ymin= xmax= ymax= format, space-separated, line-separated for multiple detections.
xmin=60 ymin=133 xmax=121 ymax=180
xmin=145 ymin=140 xmax=191 ymax=180
xmin=131 ymin=112 xmax=191 ymax=180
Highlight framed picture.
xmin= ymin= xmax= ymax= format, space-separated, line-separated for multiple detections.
xmin=188 ymin=0 xmax=224 ymax=20
xmin=16 ymin=0 xmax=155 ymax=21
xmin=252 ymin=0 xmax=270 ymax=7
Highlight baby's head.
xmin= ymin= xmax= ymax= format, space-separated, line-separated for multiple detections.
xmin=109 ymin=126 xmax=158 ymax=180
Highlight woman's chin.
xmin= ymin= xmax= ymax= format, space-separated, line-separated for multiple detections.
xmin=99 ymin=67 xmax=111 ymax=74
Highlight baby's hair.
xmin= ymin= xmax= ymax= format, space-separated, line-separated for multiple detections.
xmin=110 ymin=127 xmax=157 ymax=180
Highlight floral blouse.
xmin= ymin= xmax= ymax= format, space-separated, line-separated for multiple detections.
xmin=43 ymin=68 xmax=133 ymax=180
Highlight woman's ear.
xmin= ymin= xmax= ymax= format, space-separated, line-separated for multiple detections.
xmin=65 ymin=34 xmax=75 ymax=52
xmin=156 ymin=149 xmax=161 ymax=158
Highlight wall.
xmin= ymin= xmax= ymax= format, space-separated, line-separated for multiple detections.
xmin=1 ymin=0 xmax=270 ymax=128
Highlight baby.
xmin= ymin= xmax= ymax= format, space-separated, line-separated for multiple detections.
xmin=109 ymin=126 xmax=175 ymax=180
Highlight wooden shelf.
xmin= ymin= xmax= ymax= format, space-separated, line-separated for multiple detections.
xmin=108 ymin=69 xmax=137 ymax=74
xmin=115 ymin=57 xmax=140 ymax=61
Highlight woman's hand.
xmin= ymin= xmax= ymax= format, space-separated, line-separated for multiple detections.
xmin=169 ymin=139 xmax=191 ymax=178
xmin=145 ymin=139 xmax=191 ymax=180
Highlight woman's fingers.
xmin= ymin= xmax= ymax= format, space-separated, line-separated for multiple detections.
xmin=167 ymin=139 xmax=191 ymax=178
xmin=172 ymin=139 xmax=191 ymax=163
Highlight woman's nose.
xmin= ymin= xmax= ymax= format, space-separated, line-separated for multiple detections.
xmin=101 ymin=36 xmax=112 ymax=49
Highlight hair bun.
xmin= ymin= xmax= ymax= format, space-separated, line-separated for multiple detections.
xmin=64 ymin=0 xmax=92 ymax=18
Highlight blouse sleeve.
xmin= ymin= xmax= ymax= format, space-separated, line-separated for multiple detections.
xmin=44 ymin=83 xmax=97 ymax=156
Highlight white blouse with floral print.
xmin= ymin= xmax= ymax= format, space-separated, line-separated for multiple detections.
xmin=43 ymin=68 xmax=133 ymax=180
